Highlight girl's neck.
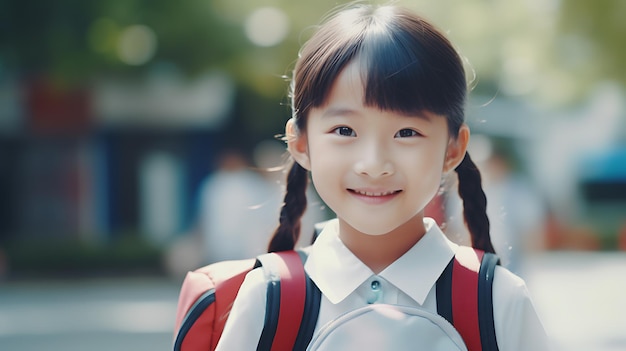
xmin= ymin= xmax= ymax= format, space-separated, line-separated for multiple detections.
xmin=338 ymin=215 xmax=427 ymax=274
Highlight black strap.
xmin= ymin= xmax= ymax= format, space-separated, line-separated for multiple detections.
xmin=478 ymin=253 xmax=500 ymax=351
xmin=293 ymin=272 xmax=321 ymax=349
xmin=257 ymin=281 xmax=280 ymax=350
xmin=436 ymin=251 xmax=500 ymax=351
xmin=255 ymin=250 xmax=321 ymax=351
xmin=256 ymin=254 xmax=282 ymax=351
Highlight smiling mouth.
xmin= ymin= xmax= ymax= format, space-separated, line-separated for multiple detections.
xmin=348 ymin=189 xmax=402 ymax=197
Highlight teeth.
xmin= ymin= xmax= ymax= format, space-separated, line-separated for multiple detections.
xmin=355 ymin=190 xmax=396 ymax=197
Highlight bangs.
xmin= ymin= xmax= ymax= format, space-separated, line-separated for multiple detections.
xmin=293 ymin=5 xmax=467 ymax=133
xmin=360 ymin=24 xmax=466 ymax=120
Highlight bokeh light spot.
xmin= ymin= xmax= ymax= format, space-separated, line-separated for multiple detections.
xmin=117 ymin=25 xmax=157 ymax=66
xmin=244 ymin=7 xmax=289 ymax=47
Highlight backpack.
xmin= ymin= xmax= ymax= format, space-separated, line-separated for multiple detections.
xmin=173 ymin=250 xmax=321 ymax=351
xmin=173 ymin=241 xmax=499 ymax=351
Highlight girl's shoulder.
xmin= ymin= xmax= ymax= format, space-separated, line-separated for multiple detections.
xmin=493 ymin=265 xmax=530 ymax=299
xmin=240 ymin=266 xmax=269 ymax=295
xmin=214 ymin=267 xmax=268 ymax=350
xmin=491 ymin=266 xmax=550 ymax=349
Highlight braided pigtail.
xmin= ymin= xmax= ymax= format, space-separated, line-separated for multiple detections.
xmin=267 ymin=161 xmax=309 ymax=252
xmin=454 ymin=153 xmax=496 ymax=254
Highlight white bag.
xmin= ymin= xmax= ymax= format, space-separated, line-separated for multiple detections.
xmin=307 ymin=304 xmax=467 ymax=351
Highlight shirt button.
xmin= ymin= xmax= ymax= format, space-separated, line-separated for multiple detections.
xmin=371 ymin=280 xmax=381 ymax=291
xmin=367 ymin=279 xmax=383 ymax=304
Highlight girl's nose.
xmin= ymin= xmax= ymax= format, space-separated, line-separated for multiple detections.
xmin=353 ymin=147 xmax=395 ymax=178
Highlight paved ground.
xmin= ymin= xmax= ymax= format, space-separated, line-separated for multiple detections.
xmin=0 ymin=251 xmax=625 ymax=350
xmin=524 ymin=252 xmax=626 ymax=351
xmin=0 ymin=277 xmax=181 ymax=351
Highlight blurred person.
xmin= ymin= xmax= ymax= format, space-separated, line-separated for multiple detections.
xmin=252 ymin=139 xmax=328 ymax=245
xmin=481 ymin=147 xmax=547 ymax=276
xmin=213 ymin=4 xmax=549 ymax=350
xmin=196 ymin=148 xmax=277 ymax=264
xmin=195 ymin=145 xmax=327 ymax=265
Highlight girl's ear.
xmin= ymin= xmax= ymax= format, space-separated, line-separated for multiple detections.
xmin=443 ymin=124 xmax=470 ymax=173
xmin=286 ymin=118 xmax=311 ymax=170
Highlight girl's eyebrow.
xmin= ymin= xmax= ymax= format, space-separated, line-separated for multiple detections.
xmin=321 ymin=107 xmax=360 ymax=118
xmin=403 ymin=111 xmax=435 ymax=122
xmin=323 ymin=106 xmax=435 ymax=122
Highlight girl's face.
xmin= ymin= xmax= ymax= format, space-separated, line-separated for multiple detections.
xmin=288 ymin=61 xmax=468 ymax=236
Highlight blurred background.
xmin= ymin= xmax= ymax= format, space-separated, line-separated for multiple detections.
xmin=0 ymin=0 xmax=624 ymax=350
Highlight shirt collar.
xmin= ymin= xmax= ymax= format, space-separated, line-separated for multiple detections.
xmin=304 ymin=218 xmax=456 ymax=305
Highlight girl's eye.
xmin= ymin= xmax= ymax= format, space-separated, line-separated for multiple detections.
xmin=395 ymin=129 xmax=420 ymax=138
xmin=333 ymin=126 xmax=356 ymax=137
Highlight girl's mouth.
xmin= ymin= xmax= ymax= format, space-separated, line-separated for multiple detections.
xmin=350 ymin=189 xmax=400 ymax=197
xmin=347 ymin=189 xmax=402 ymax=204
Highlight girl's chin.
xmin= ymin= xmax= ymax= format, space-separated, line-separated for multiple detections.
xmin=340 ymin=219 xmax=397 ymax=237
xmin=338 ymin=214 xmax=425 ymax=237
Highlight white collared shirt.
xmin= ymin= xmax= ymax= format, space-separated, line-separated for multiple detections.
xmin=215 ymin=218 xmax=550 ymax=351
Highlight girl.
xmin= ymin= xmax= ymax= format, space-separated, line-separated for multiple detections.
xmin=216 ymin=3 xmax=548 ymax=350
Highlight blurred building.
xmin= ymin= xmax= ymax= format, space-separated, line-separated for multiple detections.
xmin=0 ymin=70 xmax=235 ymax=247
xmin=467 ymin=86 xmax=626 ymax=251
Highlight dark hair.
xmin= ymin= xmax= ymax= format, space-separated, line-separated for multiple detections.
xmin=268 ymin=4 xmax=495 ymax=254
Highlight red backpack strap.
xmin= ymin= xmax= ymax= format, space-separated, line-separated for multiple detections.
xmin=436 ymin=247 xmax=500 ymax=351
xmin=255 ymin=250 xmax=320 ymax=351
xmin=292 ymin=249 xmax=322 ymax=349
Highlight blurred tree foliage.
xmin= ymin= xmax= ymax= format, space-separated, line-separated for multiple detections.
xmin=0 ymin=0 xmax=624 ymax=106
xmin=556 ymin=0 xmax=626 ymax=101
xmin=0 ymin=0 xmax=247 ymax=84
xmin=0 ymin=0 xmax=340 ymax=135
